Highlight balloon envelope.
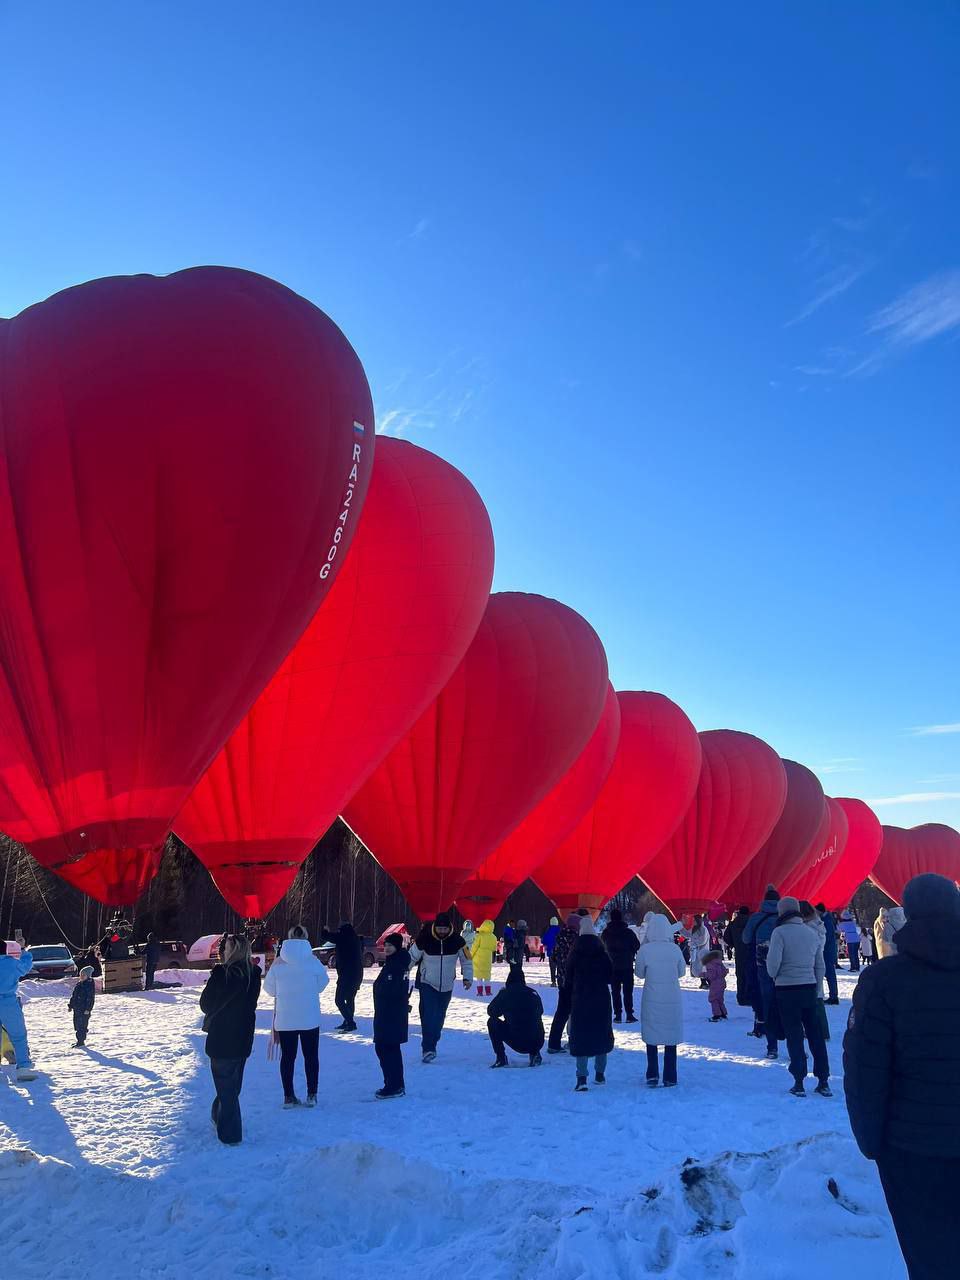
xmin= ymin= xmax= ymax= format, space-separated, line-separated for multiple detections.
xmin=455 ymin=683 xmax=621 ymax=922
xmin=721 ymin=760 xmax=825 ymax=910
xmin=782 ymin=796 xmax=849 ymax=903
xmin=533 ymin=691 xmax=702 ymax=916
xmin=871 ymin=823 xmax=960 ymax=904
xmin=0 ymin=267 xmax=373 ymax=903
xmin=817 ymin=798 xmax=883 ymax=912
xmin=177 ymin=437 xmax=495 ymax=917
xmin=642 ymin=729 xmax=788 ymax=917
xmin=344 ymin=592 xmax=610 ymax=919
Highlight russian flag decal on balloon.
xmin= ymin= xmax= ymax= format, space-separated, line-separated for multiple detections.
xmin=354 ymin=420 xmax=366 ymax=436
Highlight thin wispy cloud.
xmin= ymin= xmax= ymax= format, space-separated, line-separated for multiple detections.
xmin=812 ymin=758 xmax=864 ymax=775
xmin=867 ymin=791 xmax=960 ymax=806
xmin=910 ymin=722 xmax=960 ymax=737
xmin=375 ymin=357 xmax=488 ymax=439
xmin=868 ymin=270 xmax=960 ymax=347
xmin=398 ymin=217 xmax=431 ymax=244
xmin=920 ymin=774 xmax=960 ymax=785
xmin=786 ymin=260 xmax=873 ymax=326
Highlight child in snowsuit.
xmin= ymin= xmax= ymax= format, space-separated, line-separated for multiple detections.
xmin=702 ymin=949 xmax=729 ymax=1021
xmin=68 ymin=967 xmax=96 ymax=1046
xmin=470 ymin=920 xmax=498 ymax=997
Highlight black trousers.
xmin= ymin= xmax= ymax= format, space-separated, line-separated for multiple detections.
xmin=145 ymin=964 xmax=156 ymax=990
xmin=72 ymin=1010 xmax=91 ymax=1044
xmin=488 ymin=1016 xmax=544 ymax=1057
xmin=824 ymin=959 xmax=839 ymax=1001
xmin=335 ymin=976 xmax=361 ymax=1024
xmin=775 ymin=984 xmax=830 ymax=1085
xmin=375 ymin=1042 xmax=404 ymax=1092
xmin=645 ymin=1044 xmax=677 ymax=1084
xmin=847 ymin=942 xmax=860 ymax=972
xmin=278 ymin=1027 xmax=320 ymax=1097
xmin=548 ymin=983 xmax=572 ymax=1050
xmin=611 ymin=971 xmax=635 ymax=1017
xmin=210 ymin=1056 xmax=246 ymax=1144
xmin=548 ymin=953 xmax=557 ymax=984
xmin=877 ymin=1148 xmax=959 ymax=1279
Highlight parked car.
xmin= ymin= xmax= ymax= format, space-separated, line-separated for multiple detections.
xmin=372 ymin=923 xmax=411 ymax=965
xmin=311 ymin=936 xmax=377 ymax=969
xmin=23 ymin=943 xmax=77 ymax=980
xmin=137 ymin=939 xmax=189 ymax=968
xmin=186 ymin=935 xmax=223 ymax=969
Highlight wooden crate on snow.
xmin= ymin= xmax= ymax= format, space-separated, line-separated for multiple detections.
xmin=101 ymin=956 xmax=144 ymax=993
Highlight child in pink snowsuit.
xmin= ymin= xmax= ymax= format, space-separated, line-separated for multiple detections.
xmin=702 ymin=949 xmax=728 ymax=1021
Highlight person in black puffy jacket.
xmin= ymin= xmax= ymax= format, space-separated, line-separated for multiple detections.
xmin=601 ymin=909 xmax=640 ymax=1022
xmin=843 ymin=873 xmax=960 ymax=1280
xmin=319 ymin=921 xmax=364 ymax=1032
xmin=372 ymin=935 xmax=410 ymax=1098
xmin=200 ymin=936 xmax=262 ymax=1145
xmin=487 ymin=965 xmax=544 ymax=1066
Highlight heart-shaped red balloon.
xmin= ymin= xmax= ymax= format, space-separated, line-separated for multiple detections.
xmin=817 ymin=798 xmax=883 ymax=912
xmin=642 ymin=729 xmax=787 ymax=916
xmin=456 ymin=682 xmax=622 ymax=923
xmin=344 ymin=592 xmax=610 ymax=919
xmin=177 ymin=437 xmax=495 ymax=917
xmin=871 ymin=823 xmax=960 ymax=904
xmin=533 ymin=690 xmax=701 ymax=916
xmin=782 ymin=795 xmax=849 ymax=902
xmin=0 ymin=267 xmax=373 ymax=903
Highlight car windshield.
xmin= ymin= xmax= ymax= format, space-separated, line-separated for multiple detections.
xmin=30 ymin=945 xmax=72 ymax=961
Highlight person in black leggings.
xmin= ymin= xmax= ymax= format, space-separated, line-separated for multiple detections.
xmin=263 ymin=926 xmax=329 ymax=1108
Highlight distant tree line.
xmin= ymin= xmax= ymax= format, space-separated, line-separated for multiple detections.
xmin=0 ymin=824 xmax=892 ymax=950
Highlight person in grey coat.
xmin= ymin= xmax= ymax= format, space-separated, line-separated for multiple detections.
xmin=767 ymin=895 xmax=831 ymax=1097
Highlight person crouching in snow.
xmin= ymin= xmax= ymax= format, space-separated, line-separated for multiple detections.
xmin=372 ymin=933 xmax=410 ymax=1098
xmin=701 ymin=949 xmax=728 ymax=1021
xmin=0 ymin=941 xmax=37 ymax=1081
xmin=68 ymin=966 xmax=96 ymax=1046
xmin=566 ymin=916 xmax=614 ymax=1091
xmin=470 ymin=919 xmax=497 ymax=997
xmin=487 ymin=965 xmax=545 ymax=1067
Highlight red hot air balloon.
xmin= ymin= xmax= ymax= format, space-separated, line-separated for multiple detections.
xmin=782 ymin=796 xmax=849 ymax=903
xmin=177 ymin=437 xmax=495 ymax=917
xmin=642 ymin=730 xmax=788 ymax=917
xmin=871 ymin=823 xmax=960 ymax=904
xmin=532 ymin=691 xmax=702 ymax=917
xmin=0 ymin=267 xmax=373 ymax=904
xmin=817 ymin=798 xmax=883 ymax=912
xmin=722 ymin=760 xmax=826 ymax=911
xmin=455 ymin=683 xmax=621 ymax=923
xmin=344 ymin=593 xmax=610 ymax=920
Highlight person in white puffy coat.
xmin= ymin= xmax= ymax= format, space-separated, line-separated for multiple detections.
xmin=635 ymin=914 xmax=686 ymax=1087
xmin=263 ymin=927 xmax=330 ymax=1108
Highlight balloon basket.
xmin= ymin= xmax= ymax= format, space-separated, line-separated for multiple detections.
xmin=101 ymin=956 xmax=144 ymax=993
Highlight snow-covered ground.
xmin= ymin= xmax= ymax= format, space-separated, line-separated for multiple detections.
xmin=1 ymin=963 xmax=905 ymax=1279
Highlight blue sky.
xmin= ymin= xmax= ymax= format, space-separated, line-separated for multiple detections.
xmin=1 ymin=3 xmax=957 ymax=828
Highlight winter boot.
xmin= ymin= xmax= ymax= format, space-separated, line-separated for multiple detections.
xmin=626 ymin=1013 xmax=638 ymax=1024
xmin=305 ymin=1094 xmax=318 ymax=1107
xmin=595 ymin=1069 xmax=606 ymax=1084
xmin=491 ymin=1053 xmax=508 ymax=1069
xmin=485 ymin=984 xmax=492 ymax=996
xmin=421 ymin=1050 xmax=437 ymax=1063
xmin=375 ymin=1086 xmax=406 ymax=1099
xmin=815 ymin=1082 xmax=833 ymax=1098
xmin=574 ymin=1076 xmax=588 ymax=1092
xmin=789 ymin=1082 xmax=806 ymax=1097
xmin=283 ymin=1095 xmax=302 ymax=1109
xmin=709 ymin=1015 xmax=722 ymax=1023
xmin=765 ymin=1049 xmax=779 ymax=1060
xmin=646 ymin=1077 xmax=659 ymax=1089
xmin=529 ymin=1051 xmax=542 ymax=1066
xmin=15 ymin=1066 xmax=37 ymax=1082
xmin=613 ymin=1013 xmax=622 ymax=1023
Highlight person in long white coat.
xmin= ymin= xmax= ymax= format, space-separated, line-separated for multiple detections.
xmin=636 ymin=914 xmax=686 ymax=1088
xmin=688 ymin=915 xmax=711 ymax=987
xmin=263 ymin=926 xmax=330 ymax=1108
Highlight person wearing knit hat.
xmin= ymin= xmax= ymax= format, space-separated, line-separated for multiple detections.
xmin=743 ymin=885 xmax=781 ymax=1052
xmin=68 ymin=965 xmax=97 ymax=1048
xmin=542 ymin=916 xmax=561 ymax=985
xmin=546 ymin=914 xmax=581 ymax=1053
xmin=844 ymin=874 xmax=960 ymax=1279
xmin=766 ymin=893 xmax=830 ymax=1097
xmin=406 ymin=913 xmax=473 ymax=1062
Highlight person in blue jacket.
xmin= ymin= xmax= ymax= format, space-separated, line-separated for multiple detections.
xmin=838 ymin=913 xmax=861 ymax=972
xmin=817 ymin=904 xmax=840 ymax=1002
xmin=542 ymin=917 xmax=561 ymax=985
xmin=0 ymin=941 xmax=37 ymax=1080
xmin=742 ymin=886 xmax=781 ymax=1058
